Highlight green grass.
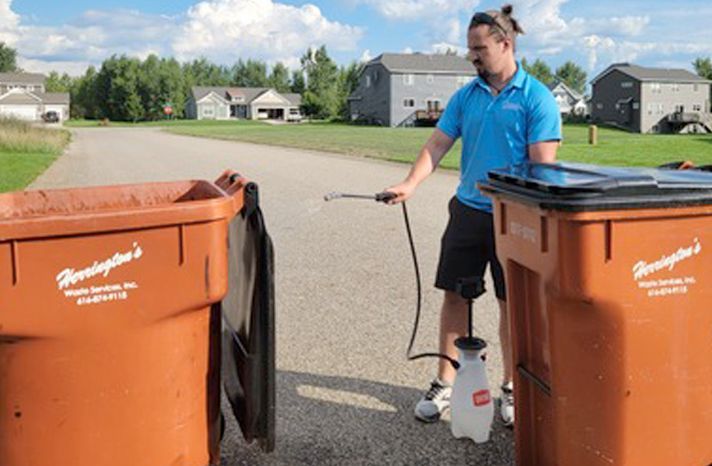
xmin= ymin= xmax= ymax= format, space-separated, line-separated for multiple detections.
xmin=0 ymin=118 xmax=71 ymax=192
xmin=63 ymin=118 xmax=267 ymax=128
xmin=163 ymin=120 xmax=712 ymax=168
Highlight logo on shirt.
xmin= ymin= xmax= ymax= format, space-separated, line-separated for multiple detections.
xmin=502 ymin=101 xmax=523 ymax=111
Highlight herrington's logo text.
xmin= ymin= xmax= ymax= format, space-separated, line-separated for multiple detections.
xmin=56 ymin=243 xmax=143 ymax=290
xmin=632 ymin=238 xmax=702 ymax=281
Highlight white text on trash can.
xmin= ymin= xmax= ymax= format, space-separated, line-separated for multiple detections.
xmin=55 ymin=242 xmax=143 ymax=290
xmin=632 ymin=238 xmax=702 ymax=298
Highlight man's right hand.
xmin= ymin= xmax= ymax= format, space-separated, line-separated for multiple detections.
xmin=384 ymin=180 xmax=417 ymax=204
xmin=384 ymin=128 xmax=455 ymax=205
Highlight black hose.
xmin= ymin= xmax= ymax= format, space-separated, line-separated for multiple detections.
xmin=400 ymin=202 xmax=460 ymax=370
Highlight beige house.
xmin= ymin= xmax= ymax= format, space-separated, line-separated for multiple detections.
xmin=0 ymin=72 xmax=70 ymax=122
xmin=548 ymin=80 xmax=587 ymax=118
xmin=591 ymin=63 xmax=711 ymax=133
xmin=186 ymin=87 xmax=302 ymax=121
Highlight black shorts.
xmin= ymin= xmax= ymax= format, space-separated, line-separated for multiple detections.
xmin=435 ymin=196 xmax=506 ymax=300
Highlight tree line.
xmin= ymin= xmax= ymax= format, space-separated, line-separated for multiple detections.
xmin=2 ymin=41 xmax=712 ymax=122
xmin=1 ymin=42 xmax=360 ymax=122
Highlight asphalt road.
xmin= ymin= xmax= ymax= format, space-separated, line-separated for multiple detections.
xmin=31 ymin=128 xmax=514 ymax=466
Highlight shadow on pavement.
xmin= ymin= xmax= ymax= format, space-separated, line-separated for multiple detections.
xmin=220 ymin=370 xmax=514 ymax=466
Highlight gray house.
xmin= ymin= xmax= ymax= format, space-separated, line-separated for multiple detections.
xmin=348 ymin=53 xmax=477 ymax=127
xmin=186 ymin=87 xmax=302 ymax=121
xmin=590 ymin=63 xmax=712 ymax=133
xmin=0 ymin=72 xmax=70 ymax=122
xmin=548 ymin=80 xmax=587 ymax=118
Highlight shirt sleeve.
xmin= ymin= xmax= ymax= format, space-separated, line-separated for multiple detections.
xmin=436 ymin=88 xmax=463 ymax=140
xmin=526 ymin=87 xmax=562 ymax=144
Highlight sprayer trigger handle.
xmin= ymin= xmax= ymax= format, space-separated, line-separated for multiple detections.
xmin=375 ymin=191 xmax=397 ymax=202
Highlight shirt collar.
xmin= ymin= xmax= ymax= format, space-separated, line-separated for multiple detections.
xmin=473 ymin=61 xmax=525 ymax=93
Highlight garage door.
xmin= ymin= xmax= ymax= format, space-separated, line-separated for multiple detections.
xmin=1 ymin=105 xmax=39 ymax=121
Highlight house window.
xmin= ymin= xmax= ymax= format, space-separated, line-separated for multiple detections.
xmin=672 ymin=83 xmax=680 ymax=92
xmin=403 ymin=74 xmax=414 ymax=86
xmin=202 ymin=106 xmax=215 ymax=117
xmin=674 ymin=104 xmax=684 ymax=113
xmin=693 ymin=104 xmax=702 ymax=112
xmin=365 ymin=75 xmax=371 ymax=88
xmin=403 ymin=98 xmax=415 ymax=108
xmin=426 ymin=74 xmax=434 ymax=84
xmin=693 ymin=84 xmax=699 ymax=92
xmin=632 ymin=102 xmax=640 ymax=110
xmin=657 ymin=103 xmax=665 ymax=114
xmin=426 ymin=99 xmax=442 ymax=112
xmin=650 ymin=83 xmax=661 ymax=93
xmin=647 ymin=103 xmax=654 ymax=115
xmin=373 ymin=71 xmax=379 ymax=82
xmin=596 ymin=103 xmax=603 ymax=110
xmin=621 ymin=81 xmax=633 ymax=88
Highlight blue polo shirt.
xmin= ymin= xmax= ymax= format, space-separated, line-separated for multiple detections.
xmin=437 ymin=63 xmax=561 ymax=212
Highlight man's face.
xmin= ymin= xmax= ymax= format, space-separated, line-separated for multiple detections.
xmin=466 ymin=24 xmax=509 ymax=77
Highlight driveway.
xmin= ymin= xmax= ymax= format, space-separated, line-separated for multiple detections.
xmin=31 ymin=128 xmax=514 ymax=465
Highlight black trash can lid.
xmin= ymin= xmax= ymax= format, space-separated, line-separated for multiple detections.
xmin=481 ymin=162 xmax=712 ymax=211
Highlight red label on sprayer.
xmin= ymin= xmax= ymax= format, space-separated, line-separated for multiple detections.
xmin=472 ymin=389 xmax=491 ymax=407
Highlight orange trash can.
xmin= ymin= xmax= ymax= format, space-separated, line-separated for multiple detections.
xmin=481 ymin=163 xmax=712 ymax=466
xmin=0 ymin=171 xmax=275 ymax=466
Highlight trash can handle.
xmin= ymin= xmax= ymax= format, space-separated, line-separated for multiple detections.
xmin=214 ymin=170 xmax=249 ymax=215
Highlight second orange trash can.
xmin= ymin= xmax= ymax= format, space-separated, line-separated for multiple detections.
xmin=481 ymin=163 xmax=712 ymax=466
xmin=0 ymin=171 xmax=275 ymax=466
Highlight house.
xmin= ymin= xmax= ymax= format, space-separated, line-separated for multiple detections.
xmin=548 ymin=80 xmax=587 ymax=118
xmin=590 ymin=63 xmax=712 ymax=133
xmin=0 ymin=72 xmax=70 ymax=122
xmin=348 ymin=53 xmax=477 ymax=127
xmin=186 ymin=87 xmax=302 ymax=121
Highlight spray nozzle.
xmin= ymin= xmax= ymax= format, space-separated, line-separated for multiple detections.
xmin=323 ymin=191 xmax=397 ymax=203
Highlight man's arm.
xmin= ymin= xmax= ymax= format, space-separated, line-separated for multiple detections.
xmin=386 ymin=128 xmax=455 ymax=203
xmin=528 ymin=140 xmax=559 ymax=164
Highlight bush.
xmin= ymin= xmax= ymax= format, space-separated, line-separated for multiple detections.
xmin=0 ymin=117 xmax=70 ymax=153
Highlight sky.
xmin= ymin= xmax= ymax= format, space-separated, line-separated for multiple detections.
xmin=2 ymin=0 xmax=712 ymax=83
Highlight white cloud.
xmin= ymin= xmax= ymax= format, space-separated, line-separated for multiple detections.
xmin=2 ymin=0 xmax=362 ymax=76
xmin=430 ymin=42 xmax=466 ymax=56
xmin=16 ymin=56 xmax=93 ymax=76
xmin=359 ymin=48 xmax=373 ymax=62
xmin=0 ymin=0 xmax=19 ymax=43
xmin=358 ymin=0 xmax=476 ymax=21
xmin=173 ymin=0 xmax=362 ymax=65
xmin=445 ymin=17 xmax=462 ymax=44
xmin=401 ymin=47 xmax=413 ymax=54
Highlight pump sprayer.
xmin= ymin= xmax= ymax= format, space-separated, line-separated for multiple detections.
xmin=451 ymin=277 xmax=495 ymax=443
xmin=324 ymin=191 xmax=495 ymax=443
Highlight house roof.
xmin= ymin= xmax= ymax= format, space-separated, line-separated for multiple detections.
xmin=36 ymin=92 xmax=70 ymax=104
xmin=0 ymin=72 xmax=46 ymax=85
xmin=547 ymin=80 xmax=582 ymax=101
xmin=591 ymin=63 xmax=712 ymax=85
xmin=282 ymin=93 xmax=301 ymax=105
xmin=0 ymin=91 xmax=42 ymax=104
xmin=367 ymin=53 xmax=477 ymax=75
xmin=0 ymin=89 xmax=68 ymax=105
xmin=192 ymin=86 xmax=299 ymax=105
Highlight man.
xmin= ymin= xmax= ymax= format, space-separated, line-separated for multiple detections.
xmin=386 ymin=4 xmax=561 ymax=426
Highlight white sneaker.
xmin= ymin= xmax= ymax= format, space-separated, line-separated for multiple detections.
xmin=414 ymin=378 xmax=452 ymax=423
xmin=500 ymin=382 xmax=514 ymax=427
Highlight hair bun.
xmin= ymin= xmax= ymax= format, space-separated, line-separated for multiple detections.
xmin=501 ymin=4 xmax=513 ymax=15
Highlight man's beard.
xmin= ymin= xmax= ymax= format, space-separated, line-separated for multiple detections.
xmin=474 ymin=61 xmax=490 ymax=78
